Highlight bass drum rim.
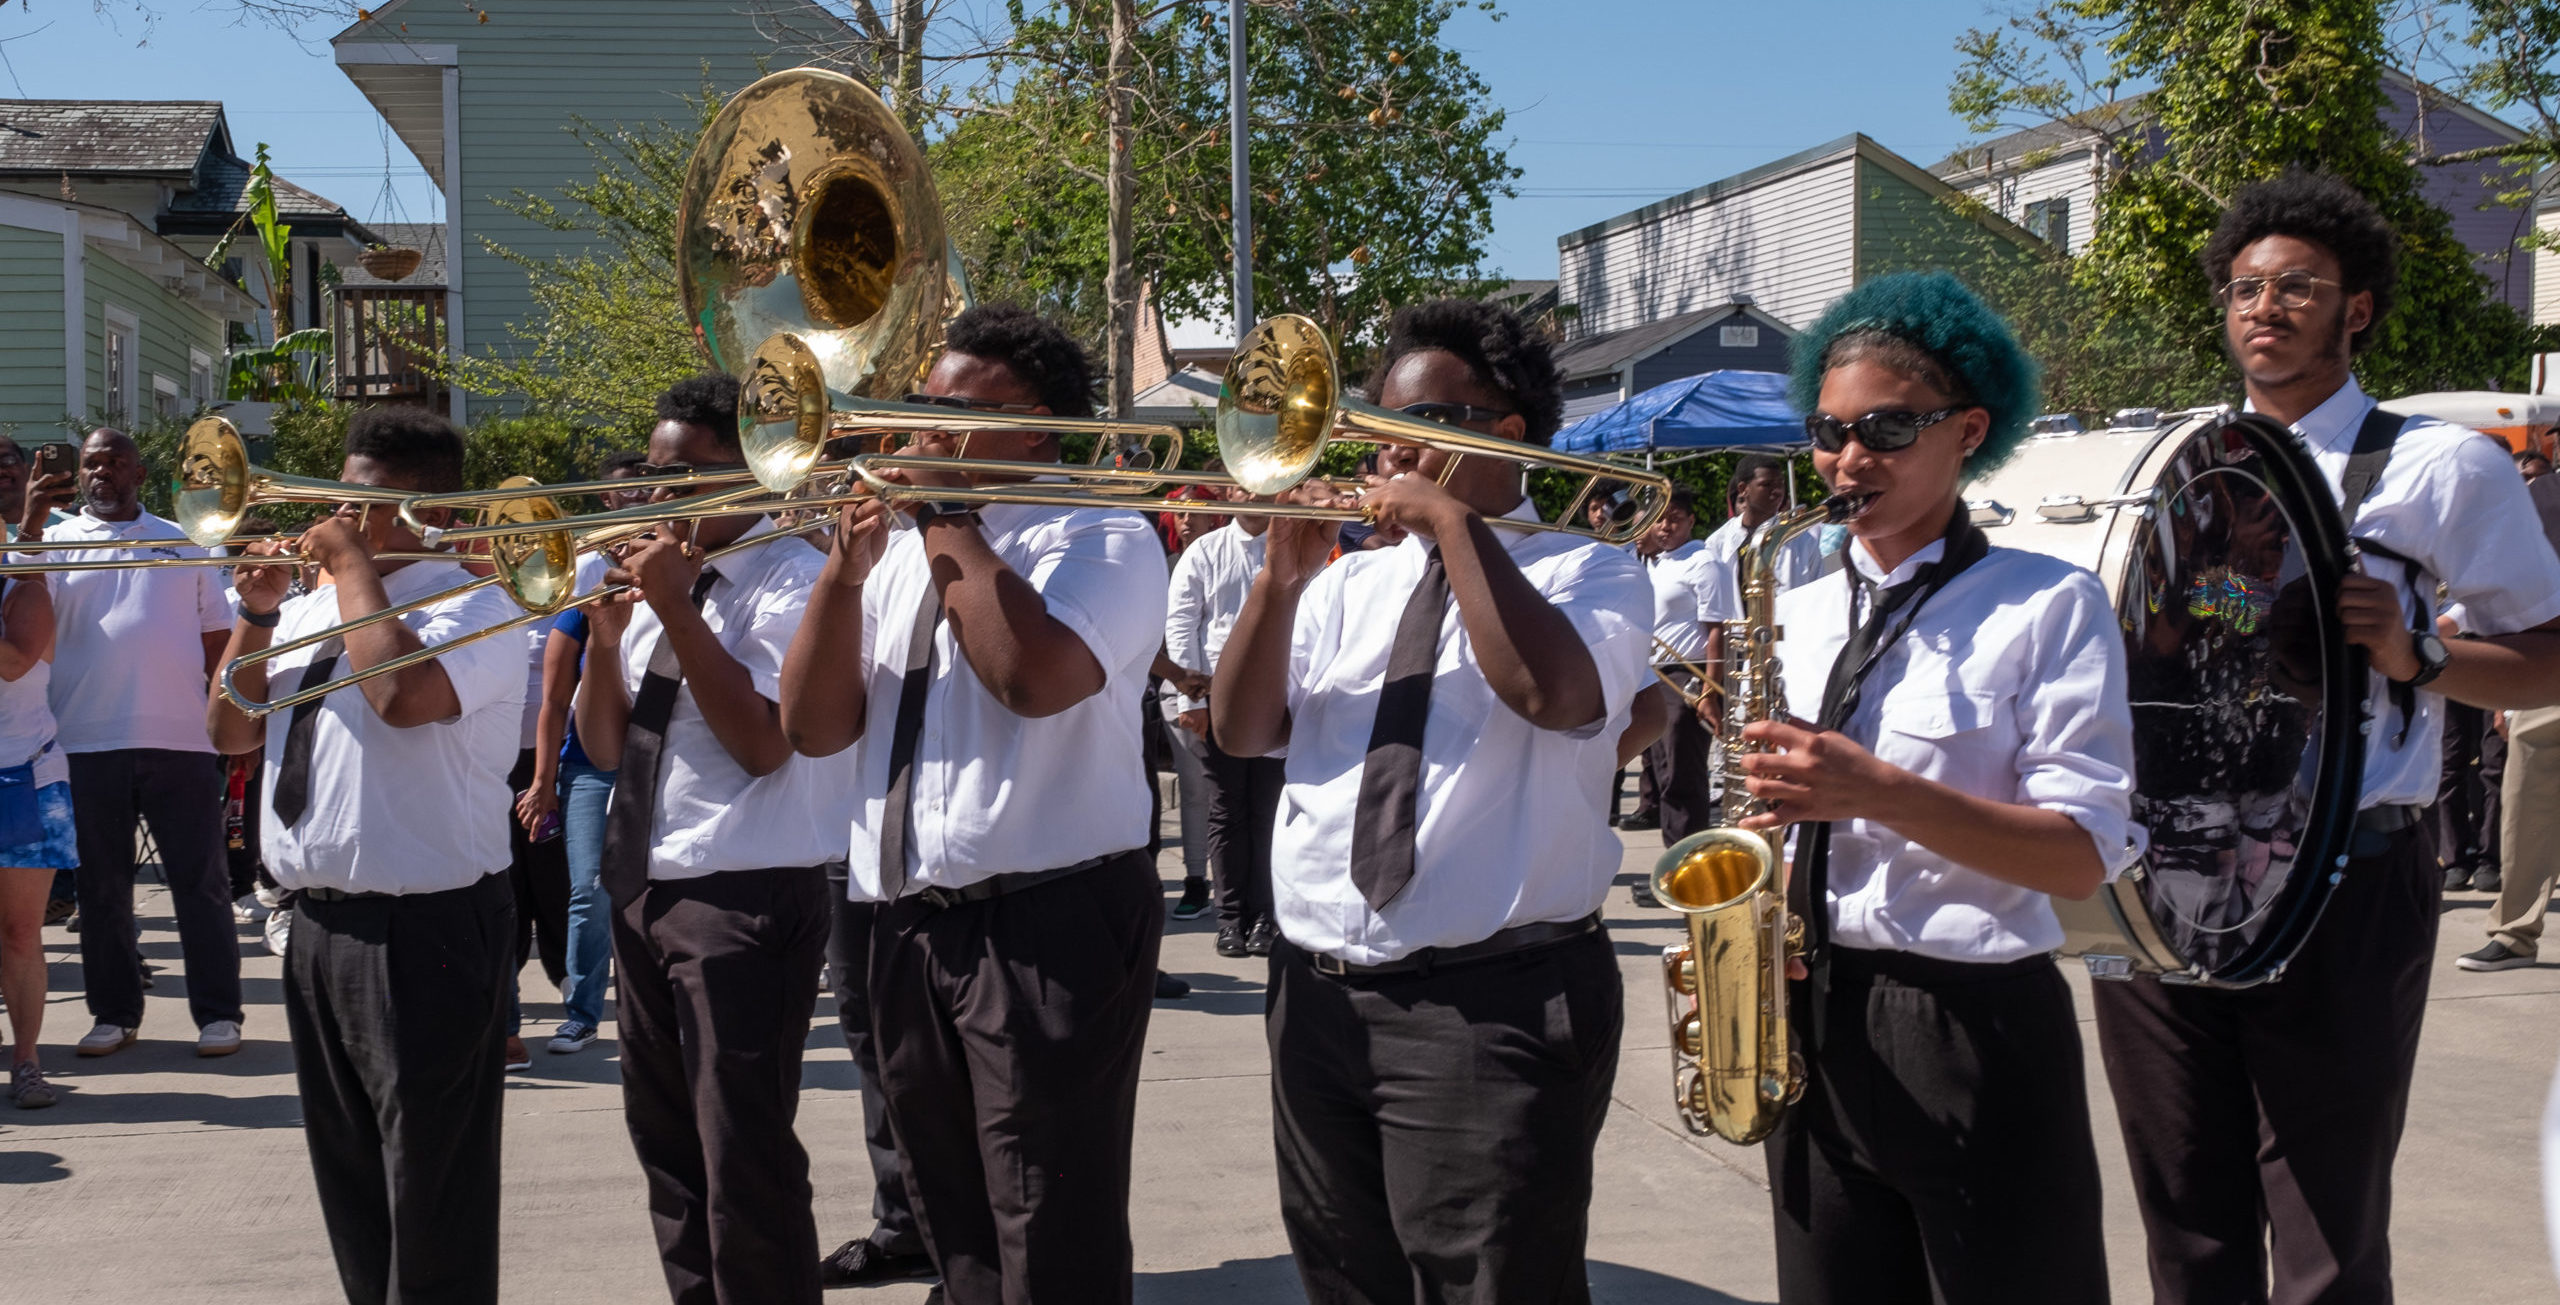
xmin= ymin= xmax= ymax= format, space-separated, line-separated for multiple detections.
xmin=2043 ymin=412 xmax=2367 ymax=988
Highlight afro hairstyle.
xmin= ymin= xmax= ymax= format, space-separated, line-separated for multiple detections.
xmin=1369 ymin=298 xmax=1565 ymax=445
xmin=1788 ymin=270 xmax=2041 ymax=478
xmin=344 ymin=405 xmax=466 ymax=493
xmin=943 ymin=304 xmax=1098 ymax=418
xmin=2200 ymin=169 xmax=2399 ymax=355
xmin=655 ymin=372 xmax=744 ymax=453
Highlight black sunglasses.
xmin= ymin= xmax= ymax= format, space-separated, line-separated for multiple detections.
xmin=901 ymin=393 xmax=1044 ymax=414
xmin=1803 ymin=407 xmax=1966 ymax=454
xmin=1398 ymin=401 xmax=1514 ymax=427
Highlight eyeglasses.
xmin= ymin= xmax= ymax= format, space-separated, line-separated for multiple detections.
xmin=1803 ymin=407 xmax=1965 ymax=454
xmin=2216 ymin=271 xmax=2340 ymax=310
xmin=900 ymin=393 xmax=1044 ymax=414
xmin=1397 ymin=401 xmax=1514 ymax=427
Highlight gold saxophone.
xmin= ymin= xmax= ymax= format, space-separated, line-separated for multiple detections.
xmin=1648 ymin=500 xmax=1844 ymax=1145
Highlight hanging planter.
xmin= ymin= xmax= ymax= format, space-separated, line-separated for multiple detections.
xmin=359 ymin=245 xmax=423 ymax=281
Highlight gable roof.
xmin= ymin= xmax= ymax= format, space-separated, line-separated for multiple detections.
xmin=1553 ymin=303 xmax=1790 ymax=384
xmin=0 ymin=100 xmax=228 ymax=178
xmin=160 ymin=152 xmax=374 ymax=241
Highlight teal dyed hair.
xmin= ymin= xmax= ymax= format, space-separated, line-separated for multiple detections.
xmin=1787 ymin=271 xmax=2042 ymax=477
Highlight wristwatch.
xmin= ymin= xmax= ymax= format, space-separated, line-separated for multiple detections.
xmin=913 ymin=500 xmax=980 ymax=527
xmin=2399 ymin=630 xmax=2450 ymax=688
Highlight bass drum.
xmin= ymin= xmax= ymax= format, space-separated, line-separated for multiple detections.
xmin=1963 ymin=410 xmax=2366 ymax=987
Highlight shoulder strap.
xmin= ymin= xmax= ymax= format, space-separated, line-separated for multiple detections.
xmin=2338 ymin=405 xmax=2407 ymax=526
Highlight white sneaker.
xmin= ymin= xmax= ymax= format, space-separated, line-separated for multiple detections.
xmin=263 ymin=907 xmax=293 ymax=958
xmin=231 ymin=894 xmax=269 ymax=925
xmin=253 ymin=883 xmax=288 ymax=910
xmin=75 ymin=1023 xmax=135 ymax=1057
xmin=197 ymin=1020 xmax=243 ymax=1058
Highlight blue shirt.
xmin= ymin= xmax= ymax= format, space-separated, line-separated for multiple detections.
xmin=554 ymin=606 xmax=594 ymax=769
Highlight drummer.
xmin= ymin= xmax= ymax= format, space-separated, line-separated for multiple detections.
xmin=1743 ymin=271 xmax=2137 ymax=1301
xmin=2090 ymin=171 xmax=2560 ymax=1304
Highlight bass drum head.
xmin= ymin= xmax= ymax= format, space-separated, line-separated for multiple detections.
xmin=2098 ymin=413 xmax=2365 ymax=985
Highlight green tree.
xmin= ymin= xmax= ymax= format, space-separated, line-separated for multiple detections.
xmin=1951 ymin=0 xmax=2540 ymax=405
xmin=948 ymin=0 xmax=1518 ymax=409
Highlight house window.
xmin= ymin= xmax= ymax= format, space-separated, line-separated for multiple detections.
xmin=189 ymin=349 xmax=214 ymax=410
xmin=102 ymin=306 xmax=139 ymax=426
xmin=153 ymin=374 xmax=181 ymax=419
xmin=1720 ymin=325 xmax=1760 ymax=349
xmin=2024 ymin=197 xmax=2072 ymax=250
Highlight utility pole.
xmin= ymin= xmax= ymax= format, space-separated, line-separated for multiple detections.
xmin=1228 ymin=0 xmax=1254 ymax=338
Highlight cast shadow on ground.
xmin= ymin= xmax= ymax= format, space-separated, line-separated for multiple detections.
xmin=0 ymin=1149 xmax=69 ymax=1183
xmin=1 ymin=1089 xmax=302 ymax=1131
xmin=1133 ymin=1254 xmax=1771 ymax=1303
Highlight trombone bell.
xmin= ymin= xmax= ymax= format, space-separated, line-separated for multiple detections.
xmin=1218 ymin=316 xmax=1339 ymax=496
xmin=174 ymin=416 xmax=254 ymax=549
xmin=477 ymin=477 xmax=578 ymax=613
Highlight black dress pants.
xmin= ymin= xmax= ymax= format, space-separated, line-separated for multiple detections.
xmin=614 ymin=864 xmax=831 ymax=1305
xmin=2092 ymin=823 xmax=2437 ymax=1305
xmin=1767 ymin=947 xmax=2107 ymax=1304
xmin=869 ymin=849 xmax=1164 ymax=1305
xmin=1204 ymin=732 xmax=1284 ymax=927
xmin=824 ymin=869 xmax=924 ymax=1257
xmin=1268 ymin=928 xmax=1623 ymax=1305
xmin=281 ymin=871 xmax=513 ymax=1305
xmin=1641 ymin=693 xmax=1716 ymax=844
xmin=2438 ymin=705 xmax=2504 ymax=873
xmin=505 ymin=748 xmax=571 ymax=989
xmin=71 ymin=748 xmax=243 ymax=1030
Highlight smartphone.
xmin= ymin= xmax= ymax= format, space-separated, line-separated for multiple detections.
xmin=32 ymin=442 xmax=74 ymax=482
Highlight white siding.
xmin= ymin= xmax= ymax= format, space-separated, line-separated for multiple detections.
xmin=1559 ymin=154 xmax=1858 ymax=335
xmin=1952 ymin=149 xmax=2101 ymax=256
xmin=2537 ymin=210 xmax=2560 ymax=327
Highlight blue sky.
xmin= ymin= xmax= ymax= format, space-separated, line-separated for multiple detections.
xmin=20 ymin=1 xmax=2007 ymax=278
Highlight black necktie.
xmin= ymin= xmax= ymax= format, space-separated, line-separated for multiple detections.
xmin=1348 ymin=547 xmax=1449 ymax=912
xmin=875 ymin=585 xmax=943 ymax=901
xmin=1786 ymin=510 xmax=1987 ymax=1048
xmin=268 ymin=639 xmax=343 ymax=828
xmin=600 ymin=568 xmax=721 ymax=909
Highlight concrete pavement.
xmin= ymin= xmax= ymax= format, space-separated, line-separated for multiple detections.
xmin=1 ymin=834 xmax=2554 ymax=1304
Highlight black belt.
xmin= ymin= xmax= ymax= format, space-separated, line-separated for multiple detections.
xmin=291 ymin=870 xmax=507 ymax=905
xmin=2350 ymin=803 xmax=2423 ymax=858
xmin=898 ymin=852 xmax=1116 ymax=911
xmin=1305 ymin=913 xmax=1603 ymax=979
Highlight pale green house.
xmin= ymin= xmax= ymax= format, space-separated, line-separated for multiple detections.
xmin=331 ymin=0 xmax=858 ymax=423
xmin=0 ymin=101 xmax=370 ymax=432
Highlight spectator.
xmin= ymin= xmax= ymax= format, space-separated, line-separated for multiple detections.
xmin=2519 ymin=449 xmax=2552 ymax=483
xmin=515 ymin=450 xmax=647 ymax=1054
xmin=2460 ymin=464 xmax=2560 ymax=970
xmin=1153 ymin=482 xmax=1228 ymax=921
xmin=27 ymin=428 xmax=244 ymax=1060
xmin=1164 ymin=481 xmax=1288 ymax=957
xmin=0 ymin=566 xmax=70 ymax=1107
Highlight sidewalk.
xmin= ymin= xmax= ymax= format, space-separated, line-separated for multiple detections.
xmin=0 ymin=836 xmax=2550 ymax=1303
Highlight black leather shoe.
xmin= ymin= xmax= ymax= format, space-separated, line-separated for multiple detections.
xmin=1245 ymin=917 xmax=1277 ymax=956
xmin=819 ymin=1238 xmax=936 ymax=1288
xmin=1154 ymin=970 xmax=1191 ymax=999
xmin=1215 ymin=922 xmax=1249 ymax=957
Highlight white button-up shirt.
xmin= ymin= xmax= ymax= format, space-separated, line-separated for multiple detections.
xmin=1269 ymin=504 xmax=1653 ymax=964
xmin=843 ymin=502 xmax=1170 ymax=899
xmin=261 ymin=560 xmax=524 ymax=895
xmin=1701 ymin=512 xmax=1828 ymax=601
xmin=1773 ymin=539 xmax=2142 ymax=963
xmin=39 ymin=509 xmax=236 ymax=755
xmin=2271 ymin=378 xmax=2560 ymax=807
xmin=1165 ymin=520 xmax=1266 ymax=712
xmin=613 ymin=519 xmax=851 ymax=879
xmin=1646 ymin=538 xmax=1735 ymax=661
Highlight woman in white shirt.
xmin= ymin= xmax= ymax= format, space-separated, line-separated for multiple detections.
xmin=0 ymin=569 xmax=76 ymax=1109
xmin=1738 ymin=272 xmax=2137 ymax=1302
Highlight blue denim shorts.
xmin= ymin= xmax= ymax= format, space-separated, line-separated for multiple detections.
xmin=0 ymin=781 xmax=79 ymax=871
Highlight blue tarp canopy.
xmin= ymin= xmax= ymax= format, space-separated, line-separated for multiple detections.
xmin=1553 ymin=370 xmax=1803 ymax=454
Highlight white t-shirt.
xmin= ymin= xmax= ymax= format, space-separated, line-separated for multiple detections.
xmin=39 ymin=509 xmax=235 ymax=754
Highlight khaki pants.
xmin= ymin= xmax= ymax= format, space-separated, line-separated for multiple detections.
xmin=2487 ymin=706 xmax=2560 ymax=953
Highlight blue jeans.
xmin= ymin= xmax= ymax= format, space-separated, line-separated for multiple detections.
xmin=558 ymin=760 xmax=616 ymax=1028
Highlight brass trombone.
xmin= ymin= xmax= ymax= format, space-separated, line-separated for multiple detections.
xmin=1650 ymin=635 xmax=1726 ymax=711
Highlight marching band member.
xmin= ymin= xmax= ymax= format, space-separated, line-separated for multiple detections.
xmin=207 ymin=408 xmax=526 ymax=1305
xmin=2091 ymin=171 xmax=2560 ymax=1304
xmin=1213 ymin=298 xmax=1652 ymax=1303
xmin=779 ymin=306 xmax=1170 ymax=1304
xmin=1750 ymin=272 xmax=2135 ymax=1302
xmin=575 ymin=373 xmax=846 ymax=1305
xmin=1164 ymin=483 xmax=1284 ymax=956
xmin=1701 ymin=452 xmax=1825 ymax=597
xmin=1630 ymin=486 xmax=1730 ymax=847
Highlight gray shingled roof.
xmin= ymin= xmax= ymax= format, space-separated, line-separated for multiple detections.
xmin=1930 ymin=96 xmax=2154 ymax=179
xmin=0 ymin=99 xmax=225 ymax=177
xmin=335 ymin=221 xmax=447 ymax=288
xmin=1554 ymin=307 xmax=1735 ymax=382
xmin=159 ymin=151 xmax=371 ymax=241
